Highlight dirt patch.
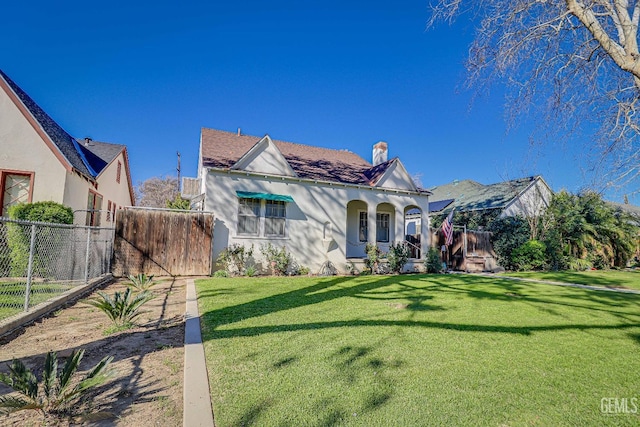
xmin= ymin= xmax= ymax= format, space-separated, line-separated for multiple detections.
xmin=0 ymin=277 xmax=186 ymax=426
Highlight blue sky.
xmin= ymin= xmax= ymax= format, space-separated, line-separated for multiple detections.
xmin=2 ymin=0 xmax=633 ymax=203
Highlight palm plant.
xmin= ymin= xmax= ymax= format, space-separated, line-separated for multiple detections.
xmin=0 ymin=349 xmax=113 ymax=417
xmin=127 ymin=273 xmax=155 ymax=291
xmin=87 ymin=287 xmax=155 ymax=328
xmin=542 ymin=190 xmax=639 ymax=269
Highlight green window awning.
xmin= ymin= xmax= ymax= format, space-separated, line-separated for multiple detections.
xmin=236 ymin=191 xmax=294 ymax=203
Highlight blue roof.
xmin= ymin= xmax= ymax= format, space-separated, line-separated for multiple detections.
xmin=429 ymin=198 xmax=454 ymax=213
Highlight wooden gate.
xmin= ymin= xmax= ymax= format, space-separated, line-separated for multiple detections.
xmin=430 ymin=229 xmax=496 ymax=271
xmin=112 ymin=208 xmax=214 ymax=276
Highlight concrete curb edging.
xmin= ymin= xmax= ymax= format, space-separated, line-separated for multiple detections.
xmin=184 ymin=279 xmax=215 ymax=427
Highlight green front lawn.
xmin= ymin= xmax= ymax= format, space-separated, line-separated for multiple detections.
xmin=0 ymin=281 xmax=73 ymax=320
xmin=501 ymin=270 xmax=640 ymax=291
xmin=197 ymin=274 xmax=640 ymax=426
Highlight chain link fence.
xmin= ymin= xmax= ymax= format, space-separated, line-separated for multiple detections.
xmin=0 ymin=217 xmax=114 ymax=321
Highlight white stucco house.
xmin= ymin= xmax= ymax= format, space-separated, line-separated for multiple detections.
xmin=184 ymin=128 xmax=431 ymax=274
xmin=0 ymin=69 xmax=135 ymax=225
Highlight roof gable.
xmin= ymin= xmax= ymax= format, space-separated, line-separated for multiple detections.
xmin=0 ymin=69 xmax=96 ymax=179
xmin=371 ymin=158 xmax=417 ymax=191
xmin=430 ymin=177 xmax=542 ymax=211
xmin=231 ymin=135 xmax=297 ymax=177
xmin=76 ymin=138 xmax=126 ymax=177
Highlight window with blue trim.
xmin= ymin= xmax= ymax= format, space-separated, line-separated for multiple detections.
xmin=237 ymin=197 xmax=287 ymax=237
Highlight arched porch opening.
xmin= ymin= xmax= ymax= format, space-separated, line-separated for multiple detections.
xmin=404 ymin=205 xmax=423 ymax=259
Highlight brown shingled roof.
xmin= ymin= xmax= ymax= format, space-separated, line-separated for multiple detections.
xmin=201 ymin=128 xmax=388 ymax=186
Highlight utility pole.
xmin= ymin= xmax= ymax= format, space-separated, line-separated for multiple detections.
xmin=176 ymin=151 xmax=181 ymax=193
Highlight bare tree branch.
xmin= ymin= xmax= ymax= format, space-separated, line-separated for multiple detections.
xmin=428 ymin=0 xmax=640 ymax=196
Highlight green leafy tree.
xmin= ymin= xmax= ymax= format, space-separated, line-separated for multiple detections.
xmin=166 ymin=195 xmax=190 ymax=210
xmin=487 ymin=216 xmax=531 ymax=271
xmin=432 ymin=209 xmax=501 ymax=231
xmin=511 ymin=240 xmax=547 ymax=271
xmin=541 ymin=190 xmax=638 ymax=269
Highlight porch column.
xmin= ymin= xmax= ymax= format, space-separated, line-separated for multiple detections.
xmin=395 ymin=207 xmax=403 ymax=244
xmin=420 ymin=210 xmax=429 ymax=258
xmin=367 ymin=203 xmax=377 ymax=245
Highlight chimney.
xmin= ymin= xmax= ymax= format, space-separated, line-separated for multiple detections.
xmin=373 ymin=141 xmax=388 ymax=166
xmin=84 ymin=137 xmax=92 ymax=147
xmin=237 ymin=127 xmax=242 ymax=136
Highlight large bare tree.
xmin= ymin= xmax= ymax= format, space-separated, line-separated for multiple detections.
xmin=136 ymin=176 xmax=180 ymax=208
xmin=428 ymin=0 xmax=640 ymax=194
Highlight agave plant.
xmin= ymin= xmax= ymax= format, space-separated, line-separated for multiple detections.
xmin=0 ymin=349 xmax=113 ymax=416
xmin=127 ymin=273 xmax=155 ymax=291
xmin=87 ymin=287 xmax=155 ymax=327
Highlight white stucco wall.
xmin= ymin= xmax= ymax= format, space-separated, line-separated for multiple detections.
xmin=376 ymin=162 xmax=416 ymax=191
xmin=204 ymin=169 xmax=430 ymax=274
xmin=96 ymin=152 xmax=134 ymax=209
xmin=0 ymin=88 xmax=68 ymax=205
xmin=62 ymin=172 xmax=93 ymax=216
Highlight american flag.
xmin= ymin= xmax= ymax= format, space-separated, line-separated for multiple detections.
xmin=441 ymin=209 xmax=454 ymax=246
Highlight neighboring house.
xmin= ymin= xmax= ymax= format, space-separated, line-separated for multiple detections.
xmin=609 ymin=201 xmax=640 ymax=224
xmin=0 ymin=70 xmax=134 ymax=224
xmin=184 ymin=128 xmax=430 ymax=274
xmin=429 ymin=176 xmax=553 ymax=220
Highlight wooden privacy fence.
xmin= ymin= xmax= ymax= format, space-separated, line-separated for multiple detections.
xmin=430 ymin=229 xmax=497 ymax=272
xmin=112 ymin=208 xmax=214 ymax=276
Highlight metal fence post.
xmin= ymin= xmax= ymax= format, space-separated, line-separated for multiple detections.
xmin=24 ymin=224 xmax=37 ymax=311
xmin=84 ymin=227 xmax=91 ymax=285
xmin=107 ymin=227 xmax=114 ymax=274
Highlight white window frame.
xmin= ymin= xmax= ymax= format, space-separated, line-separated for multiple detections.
xmin=237 ymin=197 xmax=261 ymax=236
xmin=237 ymin=197 xmax=288 ymax=238
xmin=376 ymin=212 xmax=390 ymax=243
xmin=265 ymin=200 xmax=287 ymax=237
xmin=358 ymin=210 xmax=368 ymax=242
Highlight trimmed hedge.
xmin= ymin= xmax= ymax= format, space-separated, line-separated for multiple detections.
xmin=7 ymin=201 xmax=73 ymax=224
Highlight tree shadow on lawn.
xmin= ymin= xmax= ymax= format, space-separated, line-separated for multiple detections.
xmin=200 ymin=275 xmax=439 ymax=332
xmin=229 ymin=341 xmax=399 ymax=427
xmin=200 ymin=274 xmax=640 ymax=340
xmin=428 ymin=274 xmax=640 ymax=317
xmin=202 ymin=274 xmax=640 ymax=426
xmin=510 ymin=271 xmax=638 ymax=289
